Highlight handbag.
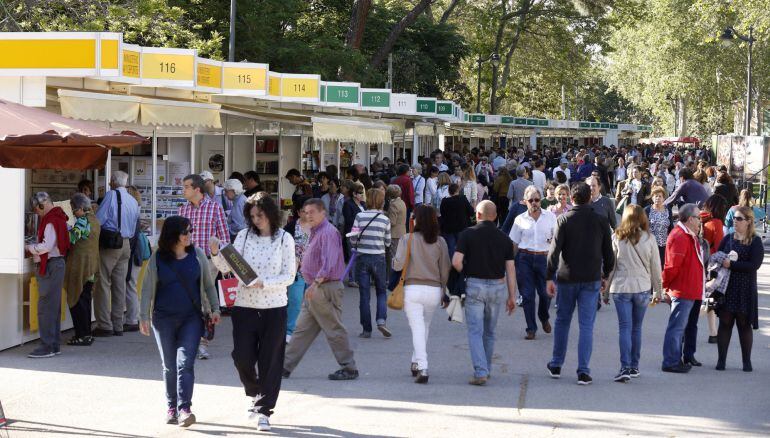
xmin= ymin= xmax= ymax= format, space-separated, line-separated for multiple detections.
xmin=344 ymin=212 xmax=382 ymax=279
xmin=99 ymin=189 xmax=124 ymax=249
xmin=387 ymin=231 xmax=413 ymax=310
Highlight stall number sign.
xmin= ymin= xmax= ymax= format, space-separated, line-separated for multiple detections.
xmin=142 ymin=53 xmax=194 ymax=80
xmin=282 ymin=77 xmax=319 ymax=98
xmin=501 ymin=116 xmax=514 ymax=124
xmin=122 ymin=49 xmax=140 ymax=78
xmin=326 ymin=85 xmax=358 ymax=104
xmin=437 ymin=103 xmax=453 ymax=115
xmin=198 ymin=63 xmax=222 ymax=89
xmin=470 ymin=114 xmax=486 ymax=123
xmin=100 ymin=39 xmax=119 ymax=70
xmin=390 ymin=94 xmax=416 ymax=113
xmin=362 ymin=91 xmax=390 ymax=108
xmin=417 ymin=100 xmax=436 ymax=113
xmin=0 ymin=38 xmax=96 ymax=69
xmin=223 ymin=66 xmax=267 ymax=91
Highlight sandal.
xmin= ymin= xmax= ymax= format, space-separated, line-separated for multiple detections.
xmin=67 ymin=337 xmax=93 ymax=346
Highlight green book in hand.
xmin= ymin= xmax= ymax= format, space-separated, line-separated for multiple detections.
xmin=219 ymin=244 xmax=259 ymax=286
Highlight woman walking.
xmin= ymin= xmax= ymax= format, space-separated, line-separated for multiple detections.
xmin=351 ymin=188 xmax=392 ymax=338
xmin=283 ymin=202 xmax=311 ymax=343
xmin=211 ymin=195 xmax=296 ymax=431
xmin=716 ymin=206 xmax=764 ymax=372
xmin=342 ymin=182 xmax=366 ymax=287
xmin=63 ymin=193 xmax=100 ymax=346
xmin=432 ymin=172 xmax=452 ymax=214
xmin=492 ymin=168 xmax=512 ymax=225
xmin=394 ymin=205 xmax=451 ymax=384
xmin=644 ymin=187 xmax=673 ymax=266
xmin=461 ymin=164 xmax=478 ymax=208
xmin=548 ymin=184 xmax=572 ymax=217
xmin=140 ymin=216 xmax=221 ymax=427
xmin=385 ymin=184 xmax=407 ymax=280
xmin=603 ymin=204 xmax=662 ymax=382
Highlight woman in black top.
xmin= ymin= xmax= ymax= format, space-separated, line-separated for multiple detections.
xmin=439 ymin=183 xmax=474 ymax=257
xmin=716 ymin=206 xmax=764 ymax=372
xmin=342 ymin=182 xmax=366 ymax=285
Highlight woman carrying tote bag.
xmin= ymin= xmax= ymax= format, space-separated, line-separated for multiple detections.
xmin=393 ymin=205 xmax=451 ymax=384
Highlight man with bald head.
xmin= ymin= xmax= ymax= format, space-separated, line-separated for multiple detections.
xmin=453 ymin=200 xmax=518 ymax=386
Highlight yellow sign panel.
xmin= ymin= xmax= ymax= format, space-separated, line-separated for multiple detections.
xmin=197 ymin=63 xmax=222 ymax=89
xmin=223 ymin=66 xmax=267 ymax=91
xmin=281 ymin=77 xmax=319 ymax=98
xmin=123 ymin=49 xmax=140 ymax=78
xmin=269 ymin=75 xmax=281 ymax=96
xmin=0 ymin=39 xmax=95 ymax=69
xmin=141 ymin=53 xmax=194 ymax=81
xmin=100 ymin=39 xmax=119 ymax=69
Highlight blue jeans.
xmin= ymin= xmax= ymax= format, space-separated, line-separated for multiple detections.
xmin=356 ymin=253 xmax=388 ymax=333
xmin=549 ymin=281 xmax=600 ymax=375
xmin=662 ymin=297 xmax=695 ymax=368
xmin=152 ymin=313 xmax=203 ymax=410
xmin=683 ymin=299 xmax=701 ymax=362
xmin=515 ymin=253 xmax=550 ymax=333
xmin=442 ymin=232 xmax=458 ymax=257
xmin=286 ymin=273 xmax=306 ymax=336
xmin=464 ymin=278 xmax=507 ymax=378
xmin=613 ymin=292 xmax=650 ymax=369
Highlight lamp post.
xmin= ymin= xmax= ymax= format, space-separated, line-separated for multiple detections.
xmin=476 ymin=53 xmax=500 ymax=113
xmin=721 ymin=26 xmax=755 ymax=136
xmin=228 ymin=0 xmax=237 ymax=62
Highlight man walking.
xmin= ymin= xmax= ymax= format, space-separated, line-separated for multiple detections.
xmin=510 ymin=186 xmax=557 ymax=340
xmin=587 ymin=175 xmax=617 ymax=229
xmin=507 ymin=168 xmax=533 ymax=206
xmin=283 ymin=199 xmax=359 ymax=381
xmin=178 ymin=173 xmax=229 ymax=359
xmin=93 ymin=171 xmax=139 ymax=337
xmin=411 ymin=164 xmax=426 ymax=206
xmin=453 ymin=200 xmax=517 ymax=385
xmin=546 ymin=182 xmax=614 ymax=385
xmin=661 ymin=203 xmax=704 ymax=373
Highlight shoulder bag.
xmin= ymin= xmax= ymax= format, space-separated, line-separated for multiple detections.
xmin=99 ymin=189 xmax=124 ymax=249
xmin=343 ymin=212 xmax=381 ymax=280
xmin=387 ymin=231 xmax=412 ymax=310
xmin=165 ymin=255 xmax=216 ymax=341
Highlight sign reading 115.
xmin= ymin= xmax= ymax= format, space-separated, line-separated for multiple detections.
xmin=159 ymin=62 xmax=176 ymax=74
xmin=238 ymin=74 xmax=252 ymax=84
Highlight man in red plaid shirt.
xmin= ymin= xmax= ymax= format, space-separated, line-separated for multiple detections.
xmin=179 ymin=173 xmax=230 ymax=360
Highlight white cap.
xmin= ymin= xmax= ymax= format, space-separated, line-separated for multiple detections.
xmin=200 ymin=170 xmax=215 ymax=181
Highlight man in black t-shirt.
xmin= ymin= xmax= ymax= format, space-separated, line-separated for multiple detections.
xmin=453 ymin=200 xmax=517 ymax=386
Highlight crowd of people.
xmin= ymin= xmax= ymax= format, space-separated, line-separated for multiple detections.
xmin=24 ymin=141 xmax=766 ymax=431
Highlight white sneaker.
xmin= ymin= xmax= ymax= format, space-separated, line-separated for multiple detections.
xmin=197 ymin=345 xmax=210 ymax=360
xmin=285 ymin=334 xmax=292 ymax=343
xmin=247 ymin=395 xmax=262 ymax=421
xmin=257 ymin=414 xmax=271 ymax=431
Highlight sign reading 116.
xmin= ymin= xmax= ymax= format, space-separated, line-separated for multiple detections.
xmin=159 ymin=62 xmax=176 ymax=73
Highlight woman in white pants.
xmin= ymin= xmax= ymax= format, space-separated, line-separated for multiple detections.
xmin=393 ymin=205 xmax=451 ymax=383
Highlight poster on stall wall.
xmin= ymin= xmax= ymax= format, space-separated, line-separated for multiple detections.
xmin=730 ymin=136 xmax=746 ymax=176
xmin=716 ymin=136 xmax=732 ymax=169
xmin=133 ymin=158 xmax=152 ymax=184
xmin=208 ymin=151 xmax=225 ymax=181
xmin=744 ymin=136 xmax=767 ymax=182
xmin=168 ymin=162 xmax=191 ymax=186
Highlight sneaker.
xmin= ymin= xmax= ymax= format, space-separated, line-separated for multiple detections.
xmin=27 ymin=346 xmax=55 ymax=358
xmin=468 ymin=376 xmax=488 ymax=386
xmin=328 ymin=368 xmax=359 ymax=381
xmin=257 ymin=414 xmax=271 ymax=432
xmin=613 ymin=368 xmax=631 ymax=383
xmin=708 ymin=335 xmax=717 ymax=344
xmin=628 ymin=368 xmax=640 ymax=378
xmin=123 ymin=323 xmax=140 ymax=332
xmin=166 ymin=408 xmax=178 ymax=424
xmin=661 ymin=364 xmax=690 ymax=373
xmin=577 ymin=373 xmax=593 ymax=385
xmin=415 ymin=369 xmax=429 ymax=384
xmin=285 ymin=334 xmax=292 ymax=343
xmin=358 ymin=331 xmax=371 ymax=339
xmin=410 ymin=362 xmax=419 ymax=377
xmin=546 ymin=364 xmax=561 ymax=379
xmin=197 ymin=345 xmax=210 ymax=360
xmin=247 ymin=396 xmax=262 ymax=421
xmin=91 ymin=328 xmax=113 ymax=337
xmin=53 ymin=345 xmax=61 ymax=355
xmin=177 ymin=408 xmax=196 ymax=427
xmin=377 ymin=324 xmax=392 ymax=338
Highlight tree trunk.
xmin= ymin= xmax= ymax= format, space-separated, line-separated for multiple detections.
xmin=345 ymin=0 xmax=372 ymax=50
xmin=490 ymin=0 xmax=532 ymax=114
xmin=369 ymin=0 xmax=435 ymax=70
xmin=439 ymin=0 xmax=462 ymax=24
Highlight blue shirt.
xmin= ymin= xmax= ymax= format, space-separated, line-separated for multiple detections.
xmin=227 ymin=193 xmax=248 ymax=236
xmin=96 ymin=187 xmax=140 ymax=238
xmin=154 ymin=251 xmax=200 ymax=319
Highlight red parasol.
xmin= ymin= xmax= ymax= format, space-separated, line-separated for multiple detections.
xmin=0 ymin=99 xmax=145 ymax=169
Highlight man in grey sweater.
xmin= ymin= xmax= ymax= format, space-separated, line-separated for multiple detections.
xmin=587 ymin=176 xmax=617 ymax=230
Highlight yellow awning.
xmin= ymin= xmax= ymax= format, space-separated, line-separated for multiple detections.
xmin=58 ymin=89 xmax=140 ymax=123
xmin=311 ymin=117 xmax=392 ymax=144
xmin=415 ymin=123 xmax=434 ymax=136
xmin=141 ymin=98 xmax=222 ymax=128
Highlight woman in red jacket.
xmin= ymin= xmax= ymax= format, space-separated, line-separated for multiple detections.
xmin=699 ymin=194 xmax=729 ymax=343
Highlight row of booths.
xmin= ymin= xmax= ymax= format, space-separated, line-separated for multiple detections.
xmin=0 ymin=32 xmax=652 ymax=350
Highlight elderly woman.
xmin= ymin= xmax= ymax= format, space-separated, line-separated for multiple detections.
xmin=224 ymin=178 xmax=248 ymax=241
xmin=64 ymin=193 xmax=101 ymax=346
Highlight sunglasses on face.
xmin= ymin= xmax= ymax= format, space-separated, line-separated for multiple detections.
xmin=181 ymin=227 xmax=194 ymax=235
xmin=527 ymin=198 xmax=541 ymax=204
xmin=734 ymin=216 xmax=747 ymax=222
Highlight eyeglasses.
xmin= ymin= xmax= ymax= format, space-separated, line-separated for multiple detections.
xmin=734 ymin=216 xmax=747 ymax=222
xmin=527 ymin=198 xmax=541 ymax=203
xmin=181 ymin=227 xmax=194 ymax=235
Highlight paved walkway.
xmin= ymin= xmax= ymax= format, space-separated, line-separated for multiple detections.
xmin=2 ymin=254 xmax=770 ymax=437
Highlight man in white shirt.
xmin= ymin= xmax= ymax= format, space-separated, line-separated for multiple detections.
xmin=432 ymin=152 xmax=448 ymax=172
xmin=411 ymin=164 xmax=426 ymax=206
xmin=510 ymin=185 xmax=557 ymax=340
xmin=424 ymin=166 xmax=439 ymax=206
xmin=552 ymin=158 xmax=571 ymax=182
xmin=531 ymin=159 xmax=547 ymax=195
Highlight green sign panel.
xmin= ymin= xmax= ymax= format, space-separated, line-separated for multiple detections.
xmin=501 ymin=116 xmax=514 ymax=124
xmin=609 ymin=124 xmax=618 ymax=129
xmin=579 ymin=122 xmax=591 ymax=128
xmin=514 ymin=118 xmax=527 ymax=125
xmin=320 ymin=85 xmax=326 ymax=102
xmin=600 ymin=123 xmax=610 ymax=129
xmin=470 ymin=114 xmax=486 ymax=123
xmin=361 ymin=91 xmax=389 ymax=107
xmin=526 ymin=119 xmax=539 ymax=126
xmin=538 ymin=119 xmax=548 ymax=126
xmin=590 ymin=122 xmax=601 ymax=128
xmin=326 ymin=85 xmax=359 ymax=104
xmin=437 ymin=103 xmax=452 ymax=115
xmin=416 ymin=99 xmax=437 ymax=113
xmin=464 ymin=114 xmax=469 ymax=121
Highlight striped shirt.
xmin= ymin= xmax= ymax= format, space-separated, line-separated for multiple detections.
xmin=350 ymin=210 xmax=391 ymax=255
